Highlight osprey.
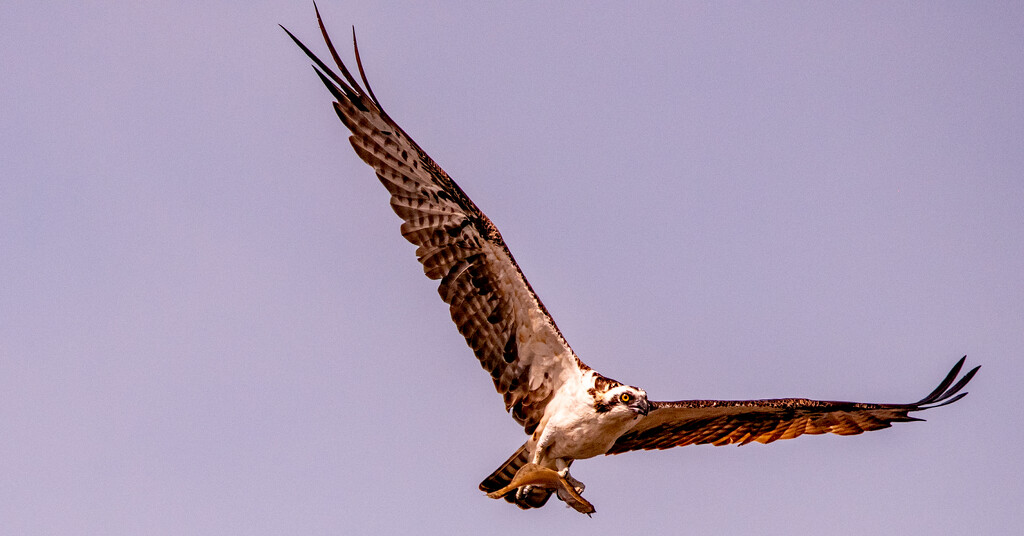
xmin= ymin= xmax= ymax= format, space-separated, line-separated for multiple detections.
xmin=283 ymin=9 xmax=979 ymax=515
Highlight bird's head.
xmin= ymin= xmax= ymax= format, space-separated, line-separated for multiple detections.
xmin=602 ymin=385 xmax=652 ymax=418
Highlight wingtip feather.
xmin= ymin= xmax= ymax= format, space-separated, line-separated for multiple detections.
xmin=911 ymin=356 xmax=978 ymax=410
xmin=351 ymin=27 xmax=384 ymax=110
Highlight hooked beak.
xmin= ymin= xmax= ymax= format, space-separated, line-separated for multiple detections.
xmin=636 ymin=399 xmax=652 ymax=416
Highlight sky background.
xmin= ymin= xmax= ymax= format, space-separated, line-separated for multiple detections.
xmin=2 ymin=2 xmax=1022 ymax=534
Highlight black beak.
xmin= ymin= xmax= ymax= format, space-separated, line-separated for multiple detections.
xmin=637 ymin=399 xmax=651 ymax=416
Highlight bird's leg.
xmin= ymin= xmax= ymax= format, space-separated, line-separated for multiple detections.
xmin=515 ymin=443 xmax=547 ymax=501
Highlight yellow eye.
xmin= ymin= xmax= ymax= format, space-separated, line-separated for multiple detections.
xmin=620 ymin=393 xmax=632 ymax=403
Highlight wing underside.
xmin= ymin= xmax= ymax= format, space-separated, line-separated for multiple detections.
xmin=609 ymin=356 xmax=979 ymax=454
xmin=283 ymin=8 xmax=586 ymax=435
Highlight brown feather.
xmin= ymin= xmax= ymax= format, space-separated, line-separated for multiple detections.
xmin=608 ymin=357 xmax=978 ymax=454
xmin=283 ymin=15 xmax=587 ymax=435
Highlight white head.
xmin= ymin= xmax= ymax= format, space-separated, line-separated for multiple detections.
xmin=595 ymin=384 xmax=652 ymax=418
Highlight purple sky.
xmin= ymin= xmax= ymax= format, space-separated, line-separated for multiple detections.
xmin=2 ymin=2 xmax=1021 ymax=534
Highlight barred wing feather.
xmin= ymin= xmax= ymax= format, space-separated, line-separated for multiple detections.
xmin=609 ymin=357 xmax=978 ymax=453
xmin=282 ymin=10 xmax=587 ymax=436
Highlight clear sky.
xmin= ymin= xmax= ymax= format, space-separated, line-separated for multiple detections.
xmin=2 ymin=2 xmax=1021 ymax=534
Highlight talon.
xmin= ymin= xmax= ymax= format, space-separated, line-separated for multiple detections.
xmin=484 ymin=463 xmax=595 ymax=515
xmin=515 ymin=484 xmax=534 ymax=501
xmin=564 ymin=473 xmax=585 ymax=495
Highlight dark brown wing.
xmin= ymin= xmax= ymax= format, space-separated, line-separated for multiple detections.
xmin=282 ymin=8 xmax=588 ymax=435
xmin=608 ymin=357 xmax=978 ymax=454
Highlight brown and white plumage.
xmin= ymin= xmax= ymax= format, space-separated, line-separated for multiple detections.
xmin=284 ymin=8 xmax=979 ymax=515
xmin=609 ymin=356 xmax=977 ymax=453
xmin=282 ymin=9 xmax=587 ymax=439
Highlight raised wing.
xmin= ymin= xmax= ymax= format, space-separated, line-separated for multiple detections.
xmin=608 ymin=356 xmax=978 ymax=454
xmin=282 ymin=9 xmax=587 ymax=435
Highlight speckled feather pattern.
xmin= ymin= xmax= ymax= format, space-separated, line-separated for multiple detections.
xmin=283 ymin=17 xmax=588 ymax=437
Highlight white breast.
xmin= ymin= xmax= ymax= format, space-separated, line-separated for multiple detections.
xmin=537 ymin=378 xmax=641 ymax=462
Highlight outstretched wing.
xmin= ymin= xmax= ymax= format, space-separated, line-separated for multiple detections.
xmin=282 ymin=9 xmax=587 ymax=435
xmin=608 ymin=357 xmax=979 ymax=454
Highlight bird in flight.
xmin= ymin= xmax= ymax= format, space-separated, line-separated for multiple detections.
xmin=282 ymin=7 xmax=979 ymax=516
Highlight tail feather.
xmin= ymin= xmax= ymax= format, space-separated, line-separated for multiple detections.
xmin=479 ymin=443 xmax=552 ymax=509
